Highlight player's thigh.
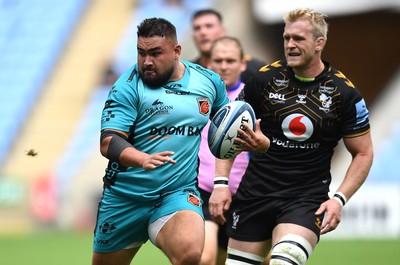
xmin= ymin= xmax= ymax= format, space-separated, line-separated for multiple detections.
xmin=228 ymin=238 xmax=271 ymax=258
xmin=93 ymin=190 xmax=150 ymax=253
xmin=202 ymin=220 xmax=220 ymax=263
xmin=157 ymin=210 xmax=205 ymax=258
xmin=92 ymin=248 xmax=139 ymax=265
xmin=204 ymin=220 xmax=219 ymax=249
xmin=272 ymin=223 xmax=318 ymax=247
xmin=274 ymin=194 xmax=326 ymax=245
xmin=153 ymin=189 xmax=205 ymax=258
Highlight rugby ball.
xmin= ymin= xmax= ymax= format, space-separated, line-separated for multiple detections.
xmin=208 ymin=101 xmax=256 ymax=159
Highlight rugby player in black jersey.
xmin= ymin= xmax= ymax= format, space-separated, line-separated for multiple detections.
xmin=209 ymin=8 xmax=373 ymax=265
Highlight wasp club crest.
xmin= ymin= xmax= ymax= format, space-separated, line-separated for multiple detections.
xmin=197 ymin=98 xmax=210 ymax=116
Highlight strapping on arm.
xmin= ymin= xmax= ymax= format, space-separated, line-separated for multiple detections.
xmin=100 ymin=130 xmax=131 ymax=162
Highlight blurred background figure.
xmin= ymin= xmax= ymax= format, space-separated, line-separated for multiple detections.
xmin=191 ymin=8 xmax=266 ymax=83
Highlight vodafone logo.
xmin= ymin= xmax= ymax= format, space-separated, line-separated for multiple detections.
xmin=282 ymin=114 xmax=313 ymax=142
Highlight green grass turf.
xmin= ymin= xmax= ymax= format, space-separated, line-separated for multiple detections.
xmin=308 ymin=238 xmax=400 ymax=265
xmin=0 ymin=231 xmax=399 ymax=264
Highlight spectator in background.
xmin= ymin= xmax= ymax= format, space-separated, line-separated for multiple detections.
xmin=99 ymin=65 xmax=118 ymax=90
xmin=191 ymin=8 xmax=266 ymax=83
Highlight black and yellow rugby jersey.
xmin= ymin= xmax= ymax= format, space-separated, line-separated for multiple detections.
xmin=238 ymin=60 xmax=370 ymax=198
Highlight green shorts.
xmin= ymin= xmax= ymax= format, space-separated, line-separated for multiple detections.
xmin=93 ymin=187 xmax=203 ymax=253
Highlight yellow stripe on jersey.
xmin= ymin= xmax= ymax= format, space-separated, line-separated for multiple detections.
xmin=259 ymin=60 xmax=282 ymax=72
xmin=343 ymin=128 xmax=370 ymax=138
xmin=335 ymin=70 xmax=355 ymax=88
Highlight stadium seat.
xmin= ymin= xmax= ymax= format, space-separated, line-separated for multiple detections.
xmin=0 ymin=0 xmax=87 ymax=167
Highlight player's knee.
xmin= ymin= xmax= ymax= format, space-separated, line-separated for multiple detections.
xmin=178 ymin=246 xmax=203 ymax=265
xmin=226 ymin=247 xmax=265 ymax=265
xmin=269 ymin=234 xmax=313 ymax=265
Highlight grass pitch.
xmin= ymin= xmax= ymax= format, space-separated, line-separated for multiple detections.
xmin=0 ymin=231 xmax=399 ymax=264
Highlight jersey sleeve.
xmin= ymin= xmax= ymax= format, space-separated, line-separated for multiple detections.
xmin=335 ymin=71 xmax=370 ymax=137
xmin=210 ymin=75 xmax=229 ymax=116
xmin=341 ymin=89 xmax=370 ymax=137
xmin=101 ymin=67 xmax=139 ymax=132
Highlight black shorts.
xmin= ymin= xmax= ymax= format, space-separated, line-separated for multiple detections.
xmin=199 ymin=188 xmax=229 ymax=249
xmin=225 ymin=194 xmax=329 ymax=242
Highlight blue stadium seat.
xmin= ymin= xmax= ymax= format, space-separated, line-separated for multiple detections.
xmin=0 ymin=0 xmax=88 ymax=167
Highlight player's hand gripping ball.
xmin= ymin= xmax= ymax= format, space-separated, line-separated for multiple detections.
xmin=208 ymin=101 xmax=256 ymax=159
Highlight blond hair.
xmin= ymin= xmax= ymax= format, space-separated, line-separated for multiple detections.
xmin=284 ymin=8 xmax=328 ymax=40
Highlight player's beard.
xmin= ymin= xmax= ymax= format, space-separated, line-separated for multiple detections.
xmin=141 ymin=66 xmax=174 ymax=88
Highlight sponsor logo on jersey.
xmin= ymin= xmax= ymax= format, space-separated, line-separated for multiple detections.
xmin=197 ymin=98 xmax=210 ymax=115
xmin=269 ymin=92 xmax=286 ymax=103
xmin=273 ymin=78 xmax=289 ymax=88
xmin=165 ymin=89 xmax=190 ymax=95
xmin=153 ymin=99 xmax=163 ymax=106
xmin=96 ymin=239 xmax=109 ymax=245
xmin=98 ymin=222 xmax=116 ymax=234
xmin=104 ymin=161 xmax=122 ymax=187
xmin=282 ymin=114 xmax=313 ymax=141
xmin=187 ymin=191 xmax=201 ymax=207
xmin=319 ymin=93 xmax=332 ymax=112
xmin=355 ymin=98 xmax=369 ymax=124
xmin=232 ymin=212 xmax=240 ymax=230
xmin=296 ymin=94 xmax=307 ymax=104
xmin=315 ymin=217 xmax=322 ymax=229
xmin=195 ymin=64 xmax=213 ymax=76
xmin=319 ymin=85 xmax=335 ymax=94
xmin=149 ymin=126 xmax=202 ymax=136
xmin=271 ymin=138 xmax=320 ymax=149
xmin=275 ymin=114 xmax=320 ymax=149
xmin=145 ymin=99 xmax=173 ymax=115
xmin=164 ymin=83 xmax=182 ymax=89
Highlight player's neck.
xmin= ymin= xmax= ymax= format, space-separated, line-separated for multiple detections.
xmin=294 ymin=60 xmax=325 ymax=79
xmin=170 ymin=61 xmax=186 ymax=82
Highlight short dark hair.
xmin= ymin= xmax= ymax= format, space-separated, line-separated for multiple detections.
xmin=137 ymin=17 xmax=177 ymax=43
xmin=191 ymin=8 xmax=222 ymax=23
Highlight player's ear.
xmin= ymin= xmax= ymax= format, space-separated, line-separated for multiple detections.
xmin=315 ymin=37 xmax=326 ymax=52
xmin=241 ymin=59 xmax=247 ymax=72
xmin=174 ymin=44 xmax=182 ymax=59
xmin=221 ymin=26 xmax=227 ymax=36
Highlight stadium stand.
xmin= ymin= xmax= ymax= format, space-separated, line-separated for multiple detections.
xmin=0 ymin=0 xmax=135 ymax=231
xmin=0 ymin=0 xmax=87 ymax=168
